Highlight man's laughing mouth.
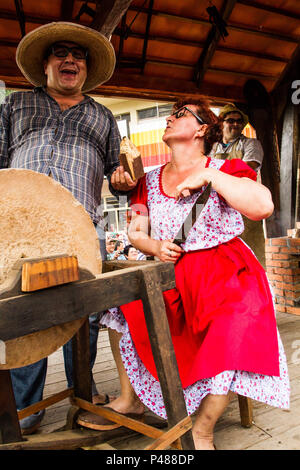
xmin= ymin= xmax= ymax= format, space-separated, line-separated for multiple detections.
xmin=60 ymin=68 xmax=78 ymax=76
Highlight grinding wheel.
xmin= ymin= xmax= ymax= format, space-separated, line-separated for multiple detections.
xmin=0 ymin=169 xmax=102 ymax=369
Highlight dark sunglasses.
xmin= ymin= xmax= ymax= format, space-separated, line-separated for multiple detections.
xmin=224 ymin=118 xmax=244 ymax=125
xmin=171 ymin=106 xmax=206 ymax=125
xmin=49 ymin=44 xmax=88 ymax=60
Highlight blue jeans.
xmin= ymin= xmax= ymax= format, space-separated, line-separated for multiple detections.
xmin=11 ymin=223 xmax=107 ymax=410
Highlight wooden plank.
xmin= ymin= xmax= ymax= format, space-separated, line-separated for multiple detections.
xmin=17 ymin=389 xmax=73 ymax=420
xmin=21 ymin=256 xmax=79 ymax=292
xmin=144 ymin=416 xmax=192 ymax=450
xmin=74 ymin=397 xmax=167 ymax=440
xmin=139 ymin=267 xmax=195 ymax=450
xmin=0 ymin=261 xmax=175 ymax=341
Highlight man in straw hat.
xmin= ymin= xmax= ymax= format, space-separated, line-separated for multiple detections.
xmin=0 ymin=22 xmax=138 ymax=434
xmin=210 ymin=103 xmax=263 ymax=170
xmin=210 ymin=103 xmax=266 ymax=268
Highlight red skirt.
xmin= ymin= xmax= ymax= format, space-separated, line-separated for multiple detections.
xmin=121 ymin=238 xmax=280 ymax=388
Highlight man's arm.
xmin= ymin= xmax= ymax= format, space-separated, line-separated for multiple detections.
xmin=241 ymin=137 xmax=264 ymax=171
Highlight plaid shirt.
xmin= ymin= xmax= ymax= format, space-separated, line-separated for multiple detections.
xmin=0 ymin=87 xmax=121 ymax=224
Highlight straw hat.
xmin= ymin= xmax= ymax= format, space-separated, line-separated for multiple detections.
xmin=219 ymin=103 xmax=249 ymax=127
xmin=16 ymin=22 xmax=116 ymax=92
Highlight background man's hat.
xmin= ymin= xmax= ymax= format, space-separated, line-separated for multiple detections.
xmin=16 ymin=22 xmax=116 ymax=92
xmin=219 ymin=103 xmax=249 ymax=127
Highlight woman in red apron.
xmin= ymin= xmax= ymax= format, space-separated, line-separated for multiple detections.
xmin=98 ymin=99 xmax=289 ymax=450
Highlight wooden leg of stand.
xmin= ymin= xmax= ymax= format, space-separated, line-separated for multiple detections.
xmin=140 ymin=267 xmax=195 ymax=450
xmin=72 ymin=317 xmax=92 ymax=403
xmin=0 ymin=370 xmax=23 ymax=443
xmin=238 ymin=395 xmax=253 ymax=427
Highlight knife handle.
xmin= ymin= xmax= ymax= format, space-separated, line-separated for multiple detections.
xmin=173 ymin=239 xmax=184 ymax=247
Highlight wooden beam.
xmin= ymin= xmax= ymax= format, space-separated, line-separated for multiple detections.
xmin=0 ymin=5 xmax=298 ymax=43
xmin=117 ymin=12 xmax=127 ymax=61
xmin=272 ymin=44 xmax=300 ymax=99
xmin=0 ymin=262 xmax=175 ymax=342
xmin=237 ymin=0 xmax=300 ymax=21
xmin=100 ymin=70 xmax=245 ymax=102
xmin=141 ymin=0 xmax=154 ymax=72
xmin=0 ymin=30 xmax=290 ymax=65
xmin=127 ymin=4 xmax=300 ymax=44
xmin=195 ymin=0 xmax=237 ymax=86
xmin=0 ymin=12 xmax=291 ymax=66
xmin=114 ymin=29 xmax=289 ymax=63
xmin=60 ymin=0 xmax=75 ymax=21
xmin=117 ymin=55 xmax=278 ymax=82
xmin=0 ymin=69 xmax=244 ymax=102
xmin=0 ymin=9 xmax=57 ymax=24
xmin=90 ymin=0 xmax=133 ymax=37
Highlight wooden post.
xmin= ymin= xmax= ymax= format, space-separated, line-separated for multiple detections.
xmin=0 ymin=371 xmax=23 ymax=443
xmin=280 ymin=102 xmax=298 ymax=233
xmin=72 ymin=317 xmax=92 ymax=402
xmin=139 ymin=266 xmax=195 ymax=450
xmin=238 ymin=395 xmax=253 ymax=428
xmin=243 ymin=79 xmax=282 ymax=237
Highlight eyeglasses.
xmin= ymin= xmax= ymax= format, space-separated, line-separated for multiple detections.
xmin=171 ymin=106 xmax=206 ymax=125
xmin=49 ymin=44 xmax=88 ymax=60
xmin=224 ymin=118 xmax=244 ymax=125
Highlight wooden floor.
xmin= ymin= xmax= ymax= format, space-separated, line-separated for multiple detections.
xmin=36 ymin=312 xmax=300 ymax=450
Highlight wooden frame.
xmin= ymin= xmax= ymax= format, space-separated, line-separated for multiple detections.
xmin=0 ymin=259 xmax=195 ymax=450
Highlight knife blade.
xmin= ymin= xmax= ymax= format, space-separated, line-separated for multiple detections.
xmin=173 ymin=182 xmax=212 ymax=247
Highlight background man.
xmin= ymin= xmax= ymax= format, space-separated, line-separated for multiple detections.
xmin=0 ymin=22 xmax=136 ymax=434
xmin=123 ymin=245 xmax=139 ymax=260
xmin=211 ymin=103 xmax=263 ymax=170
xmin=210 ymin=104 xmax=266 ymax=267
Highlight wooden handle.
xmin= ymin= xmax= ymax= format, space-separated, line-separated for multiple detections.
xmin=21 ymin=255 xmax=79 ymax=292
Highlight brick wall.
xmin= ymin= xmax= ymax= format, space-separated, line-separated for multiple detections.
xmin=266 ymin=237 xmax=300 ymax=315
